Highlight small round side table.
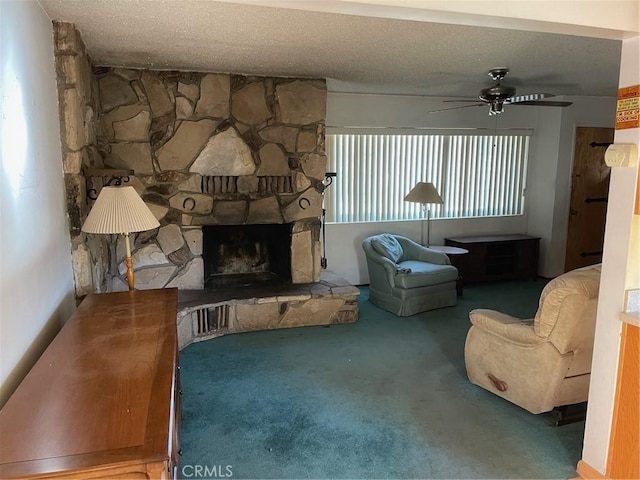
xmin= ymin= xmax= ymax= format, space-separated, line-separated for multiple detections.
xmin=428 ymin=245 xmax=469 ymax=295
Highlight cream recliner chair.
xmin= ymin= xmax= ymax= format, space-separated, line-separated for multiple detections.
xmin=464 ymin=264 xmax=601 ymax=414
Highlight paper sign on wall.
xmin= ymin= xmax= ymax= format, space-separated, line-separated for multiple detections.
xmin=616 ymin=85 xmax=640 ymax=130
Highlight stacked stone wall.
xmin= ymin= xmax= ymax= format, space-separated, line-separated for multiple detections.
xmin=53 ymin=22 xmax=108 ymax=297
xmin=95 ymin=69 xmax=327 ymax=291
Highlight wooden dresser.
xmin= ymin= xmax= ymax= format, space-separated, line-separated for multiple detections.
xmin=0 ymin=289 xmax=180 ymax=479
xmin=444 ymin=234 xmax=540 ymax=283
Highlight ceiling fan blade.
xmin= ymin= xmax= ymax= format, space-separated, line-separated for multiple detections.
xmin=428 ymin=104 xmax=485 ymax=113
xmin=506 ymin=93 xmax=555 ymax=103
xmin=509 ymin=100 xmax=573 ymax=107
xmin=443 ymin=99 xmax=486 ymax=103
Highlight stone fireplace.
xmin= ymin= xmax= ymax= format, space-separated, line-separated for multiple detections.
xmin=54 ymin=22 xmax=358 ymax=346
xmin=96 ymin=67 xmax=328 ymax=292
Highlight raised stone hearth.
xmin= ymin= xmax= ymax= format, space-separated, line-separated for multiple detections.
xmin=176 ymin=271 xmax=359 ymax=349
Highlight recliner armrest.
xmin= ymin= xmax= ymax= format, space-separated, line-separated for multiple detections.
xmin=469 ymin=309 xmax=544 ymax=346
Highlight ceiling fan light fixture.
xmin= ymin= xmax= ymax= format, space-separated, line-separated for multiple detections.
xmin=489 ymin=102 xmax=504 ymax=115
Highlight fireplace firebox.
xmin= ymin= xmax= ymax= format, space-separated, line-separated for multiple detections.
xmin=202 ymin=224 xmax=292 ymax=288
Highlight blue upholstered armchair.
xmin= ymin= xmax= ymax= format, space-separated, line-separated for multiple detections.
xmin=362 ymin=234 xmax=458 ymax=316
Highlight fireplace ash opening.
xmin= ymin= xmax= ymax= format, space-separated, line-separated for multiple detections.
xmin=203 ymin=224 xmax=292 ymax=288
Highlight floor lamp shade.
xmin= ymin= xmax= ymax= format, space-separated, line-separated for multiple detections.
xmin=81 ymin=186 xmax=160 ymax=291
xmin=404 ymin=182 xmax=443 ymax=246
xmin=81 ymin=186 xmax=160 ymax=235
xmin=403 ymin=182 xmax=443 ymax=205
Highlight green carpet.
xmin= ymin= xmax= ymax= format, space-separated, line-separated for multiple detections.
xmin=179 ymin=280 xmax=585 ymax=479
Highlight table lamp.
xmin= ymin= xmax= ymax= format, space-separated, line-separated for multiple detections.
xmin=404 ymin=182 xmax=443 ymax=246
xmin=81 ymin=186 xmax=160 ymax=290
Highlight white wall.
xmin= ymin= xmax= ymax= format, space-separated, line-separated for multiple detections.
xmin=0 ymin=0 xmax=76 ymax=407
xmin=324 ymin=92 xmax=615 ymax=284
xmin=236 ymin=1 xmax=638 ymax=41
xmin=582 ymin=34 xmax=640 ymax=475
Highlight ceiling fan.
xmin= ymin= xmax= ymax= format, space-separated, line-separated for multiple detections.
xmin=430 ymin=67 xmax=573 ymax=115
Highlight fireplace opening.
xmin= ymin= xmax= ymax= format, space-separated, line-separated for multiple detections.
xmin=202 ymin=224 xmax=292 ymax=288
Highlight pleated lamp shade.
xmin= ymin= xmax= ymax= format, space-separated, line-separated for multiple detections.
xmin=82 ymin=186 xmax=159 ymax=235
xmin=404 ymin=182 xmax=443 ymax=205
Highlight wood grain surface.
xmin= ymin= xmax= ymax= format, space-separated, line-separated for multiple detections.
xmin=0 ymin=288 xmax=179 ymax=479
xmin=607 ymin=322 xmax=639 ymax=479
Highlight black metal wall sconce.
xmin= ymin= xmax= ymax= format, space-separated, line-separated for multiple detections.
xmin=85 ymin=168 xmax=135 ymax=201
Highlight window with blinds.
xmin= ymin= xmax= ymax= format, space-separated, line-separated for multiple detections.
xmin=324 ymin=132 xmax=530 ymax=223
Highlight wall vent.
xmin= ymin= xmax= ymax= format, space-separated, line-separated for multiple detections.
xmin=258 ymin=176 xmax=293 ymax=194
xmin=194 ymin=305 xmax=230 ymax=336
xmin=201 ymin=175 xmax=293 ymax=195
xmin=202 ymin=176 xmax=238 ymax=194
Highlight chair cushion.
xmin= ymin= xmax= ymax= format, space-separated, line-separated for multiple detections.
xmin=371 ymin=234 xmax=403 ymax=263
xmin=395 ymin=260 xmax=458 ymax=289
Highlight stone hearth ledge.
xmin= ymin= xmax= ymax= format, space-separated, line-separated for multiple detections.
xmin=176 ymin=271 xmax=359 ymax=349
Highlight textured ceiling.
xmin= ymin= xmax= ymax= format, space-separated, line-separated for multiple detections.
xmin=38 ymin=0 xmax=624 ymax=98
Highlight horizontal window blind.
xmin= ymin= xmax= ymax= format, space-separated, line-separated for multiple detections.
xmin=325 ymin=133 xmax=529 ymax=223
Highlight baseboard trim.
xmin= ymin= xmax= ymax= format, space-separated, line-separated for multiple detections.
xmin=576 ymin=460 xmax=608 ymax=479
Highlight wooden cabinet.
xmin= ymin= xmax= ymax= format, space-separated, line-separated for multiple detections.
xmin=444 ymin=234 xmax=540 ymax=283
xmin=0 ymin=289 xmax=180 ymax=480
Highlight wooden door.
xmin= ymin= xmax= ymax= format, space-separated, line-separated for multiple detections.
xmin=565 ymin=127 xmax=614 ymax=272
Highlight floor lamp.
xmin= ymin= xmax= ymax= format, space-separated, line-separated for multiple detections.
xmin=404 ymin=182 xmax=443 ymax=247
xmin=81 ymin=186 xmax=160 ymax=291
